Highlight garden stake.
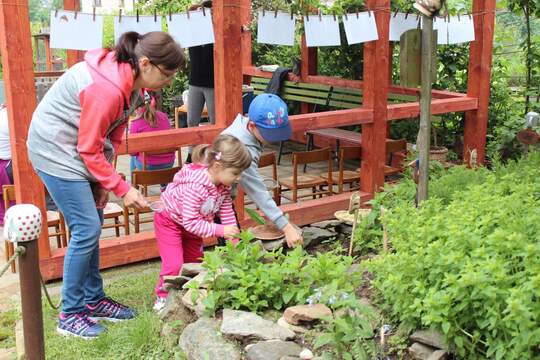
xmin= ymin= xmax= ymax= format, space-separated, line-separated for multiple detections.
xmin=380 ymin=206 xmax=388 ymax=251
xmin=348 ymin=192 xmax=361 ymax=256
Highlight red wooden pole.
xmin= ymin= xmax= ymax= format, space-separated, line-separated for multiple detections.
xmin=0 ymin=0 xmax=47 ymax=358
xmin=463 ymin=0 xmax=495 ymax=165
xmin=44 ymin=36 xmax=53 ymax=71
xmin=360 ymin=0 xmax=390 ymax=194
xmin=64 ymin=0 xmax=85 ymax=67
xmin=240 ymin=0 xmax=252 ymax=84
xmin=300 ymin=35 xmax=318 ymax=114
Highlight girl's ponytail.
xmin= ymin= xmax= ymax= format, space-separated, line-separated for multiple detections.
xmin=191 ymin=135 xmax=251 ymax=171
xmin=191 ymin=144 xmax=212 ymax=164
xmin=114 ymin=31 xmax=142 ymax=76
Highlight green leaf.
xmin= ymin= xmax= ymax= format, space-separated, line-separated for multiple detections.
xmin=314 ymin=333 xmax=335 ymax=349
xmin=245 ymin=208 xmax=266 ymax=225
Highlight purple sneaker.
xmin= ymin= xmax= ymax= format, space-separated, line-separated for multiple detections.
xmin=86 ymin=297 xmax=136 ymax=322
xmin=57 ymin=312 xmax=105 ymax=339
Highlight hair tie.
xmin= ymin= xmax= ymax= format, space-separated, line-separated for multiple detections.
xmin=215 ymin=152 xmax=222 ymax=161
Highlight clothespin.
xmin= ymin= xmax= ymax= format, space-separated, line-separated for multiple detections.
xmin=186 ymin=7 xmax=190 ymax=19
xmin=154 ymin=10 xmax=157 ymax=22
xmin=262 ymin=8 xmax=265 ymax=17
xmin=202 ymin=6 xmax=206 ymax=16
xmin=290 ymin=9 xmax=294 ymax=20
xmin=305 ymin=12 xmax=309 ymax=21
xmin=332 ymin=11 xmax=336 ymax=21
xmin=74 ymin=11 xmax=78 ymax=19
xmin=405 ymin=9 xmax=410 ymax=18
xmin=92 ymin=6 xmax=96 ymax=21
xmin=136 ymin=9 xmax=139 ymax=22
xmin=274 ymin=8 xmax=278 ymax=18
xmin=318 ymin=9 xmax=322 ymax=21
xmin=118 ymin=8 xmax=122 ymax=22
xmin=468 ymin=13 xmax=472 ymax=19
xmin=393 ymin=10 xmax=398 ymax=17
xmin=169 ymin=10 xmax=172 ymax=21
xmin=344 ymin=13 xmax=348 ymax=20
xmin=54 ymin=9 xmax=58 ymax=17
xmin=356 ymin=9 xmax=359 ymax=18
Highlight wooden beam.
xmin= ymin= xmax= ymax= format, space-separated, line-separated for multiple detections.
xmin=300 ymin=35 xmax=318 ymax=113
xmin=290 ymin=108 xmax=373 ymax=131
xmin=463 ymin=0 xmax=496 ymax=165
xmin=240 ymin=0 xmax=252 ymax=84
xmin=34 ymin=70 xmax=65 ymax=77
xmin=40 ymin=232 xmax=158 ymax=281
xmin=63 ymin=0 xmax=85 ymax=67
xmin=361 ymin=0 xmax=390 ymax=194
xmin=116 ymin=125 xmax=223 ymax=155
xmin=214 ymin=0 xmax=243 ymax=126
xmin=387 ymin=96 xmax=478 ymax=120
xmin=44 ymin=36 xmax=52 ymax=71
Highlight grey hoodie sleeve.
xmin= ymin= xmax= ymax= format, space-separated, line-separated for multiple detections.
xmin=240 ymin=160 xmax=289 ymax=229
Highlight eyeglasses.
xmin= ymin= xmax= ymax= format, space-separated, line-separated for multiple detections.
xmin=149 ymin=61 xmax=177 ymax=81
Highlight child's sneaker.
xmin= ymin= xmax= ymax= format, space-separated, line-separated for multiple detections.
xmin=153 ymin=297 xmax=167 ymax=313
xmin=86 ymin=297 xmax=136 ymax=322
xmin=57 ymin=312 xmax=105 ymax=339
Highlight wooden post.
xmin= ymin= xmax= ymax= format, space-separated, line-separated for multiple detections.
xmin=240 ymin=0 xmax=252 ymax=84
xmin=417 ymin=16 xmax=434 ymax=203
xmin=360 ymin=0 xmax=390 ymax=194
xmin=300 ymin=34 xmax=317 ymax=114
xmin=44 ymin=35 xmax=53 ymax=71
xmin=463 ymin=0 xmax=496 ymax=166
xmin=0 ymin=0 xmax=47 ymax=357
xmin=64 ymin=0 xmax=84 ymax=67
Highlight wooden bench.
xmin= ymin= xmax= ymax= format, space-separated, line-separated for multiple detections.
xmin=250 ymin=76 xmax=417 ymax=163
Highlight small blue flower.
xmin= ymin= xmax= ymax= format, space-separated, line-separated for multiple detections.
xmin=327 ymin=295 xmax=336 ymax=305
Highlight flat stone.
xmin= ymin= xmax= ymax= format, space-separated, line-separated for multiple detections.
xmin=302 ymin=227 xmax=336 ymax=248
xmin=310 ymin=220 xmax=341 ymax=229
xmin=179 ymin=317 xmax=241 ymax=360
xmin=335 ymin=223 xmax=353 ymax=236
xmin=245 ymin=340 xmax=302 ymax=360
xmin=427 ymin=350 xmax=448 ymax=360
xmin=283 ymin=304 xmax=332 ymax=325
xmin=409 ymin=342 xmax=437 ymax=360
xmin=181 ymin=288 xmax=207 ymax=317
xmin=221 ymin=309 xmax=295 ymax=341
xmin=160 ymin=289 xmax=195 ymax=325
xmin=163 ymin=275 xmax=192 ymax=290
xmin=183 ymin=271 xmax=209 ymax=289
xmin=410 ymin=330 xmax=448 ymax=351
xmin=262 ymin=238 xmax=284 ymax=251
xmin=277 ymin=316 xmax=308 ymax=334
xmin=181 ymin=263 xmax=205 ymax=277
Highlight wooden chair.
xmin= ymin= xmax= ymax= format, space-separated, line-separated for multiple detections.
xmin=140 ymin=147 xmax=182 ymax=171
xmin=278 ymin=148 xmax=333 ymax=203
xmin=245 ymin=152 xmax=281 ymax=206
xmin=384 ymin=139 xmax=407 ymax=177
xmin=130 ymin=166 xmax=180 ymax=233
xmin=320 ymin=146 xmax=361 ymax=194
xmin=3 ymin=185 xmax=68 ymax=273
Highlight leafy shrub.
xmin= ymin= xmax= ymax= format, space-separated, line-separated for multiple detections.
xmin=368 ymin=152 xmax=540 ymax=359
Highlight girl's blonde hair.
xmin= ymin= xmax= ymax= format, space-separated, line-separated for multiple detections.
xmin=192 ymin=134 xmax=252 ymax=171
xmin=135 ymin=103 xmax=157 ymax=127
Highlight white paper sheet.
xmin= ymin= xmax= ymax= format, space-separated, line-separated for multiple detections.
xmin=304 ymin=14 xmax=341 ymax=47
xmin=432 ymin=17 xmax=449 ymax=44
xmin=114 ymin=15 xmax=162 ymax=43
xmin=389 ymin=13 xmax=419 ymax=41
xmin=50 ymin=10 xmax=104 ymax=50
xmin=257 ymin=11 xmax=296 ymax=46
xmin=342 ymin=12 xmax=378 ymax=45
xmin=167 ymin=10 xmax=214 ymax=48
xmin=447 ymin=16 xmax=475 ymax=44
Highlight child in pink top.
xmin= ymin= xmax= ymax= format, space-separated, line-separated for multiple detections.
xmin=129 ymin=93 xmax=175 ymax=174
xmin=153 ymin=134 xmax=252 ymax=311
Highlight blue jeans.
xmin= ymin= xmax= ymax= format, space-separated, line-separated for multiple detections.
xmin=37 ymin=170 xmax=105 ymax=314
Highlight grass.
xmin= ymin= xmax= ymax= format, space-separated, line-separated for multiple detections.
xmin=2 ymin=261 xmax=186 ymax=359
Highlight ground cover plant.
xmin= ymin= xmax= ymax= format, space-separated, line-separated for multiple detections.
xmin=366 ymin=152 xmax=540 ymax=359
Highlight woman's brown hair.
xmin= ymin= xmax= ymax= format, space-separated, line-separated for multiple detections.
xmin=114 ymin=31 xmax=186 ymax=78
xmin=192 ymin=135 xmax=252 ymax=171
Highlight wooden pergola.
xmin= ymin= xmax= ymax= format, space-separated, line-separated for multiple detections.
xmin=0 ymin=0 xmax=495 ymax=282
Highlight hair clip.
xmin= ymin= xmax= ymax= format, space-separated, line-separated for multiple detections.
xmin=154 ymin=10 xmax=157 ymax=22
xmin=93 ymin=7 xmax=96 ymax=21
xmin=118 ymin=8 xmax=122 ymax=22
xmin=274 ymin=8 xmax=278 ymax=18
xmin=215 ymin=151 xmax=222 ymax=161
xmin=136 ymin=9 xmax=139 ymax=22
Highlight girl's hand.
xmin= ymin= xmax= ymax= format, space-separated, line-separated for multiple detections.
xmin=123 ymin=187 xmax=148 ymax=210
xmin=223 ymin=225 xmax=240 ymax=237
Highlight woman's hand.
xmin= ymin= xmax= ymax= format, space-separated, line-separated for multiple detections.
xmin=223 ymin=225 xmax=240 ymax=238
xmin=123 ymin=187 xmax=148 ymax=210
xmin=283 ymin=222 xmax=303 ymax=248
xmin=93 ymin=186 xmax=110 ymax=209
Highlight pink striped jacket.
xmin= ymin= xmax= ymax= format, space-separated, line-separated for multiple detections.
xmin=160 ymin=163 xmax=236 ymax=237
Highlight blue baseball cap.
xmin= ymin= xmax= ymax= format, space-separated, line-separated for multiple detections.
xmin=248 ymin=94 xmax=291 ymax=142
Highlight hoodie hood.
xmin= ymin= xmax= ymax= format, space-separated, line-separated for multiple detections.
xmin=84 ymin=49 xmax=134 ymax=105
xmin=222 ymin=114 xmax=262 ymax=151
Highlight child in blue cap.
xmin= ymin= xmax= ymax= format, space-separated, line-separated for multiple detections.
xmin=222 ymin=93 xmax=303 ymax=247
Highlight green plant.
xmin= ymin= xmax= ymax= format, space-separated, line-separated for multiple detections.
xmin=368 ymin=151 xmax=540 ymax=359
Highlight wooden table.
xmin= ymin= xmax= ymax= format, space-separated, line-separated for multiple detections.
xmin=174 ymin=104 xmax=208 ymax=129
xmin=305 ymin=128 xmax=362 ymax=153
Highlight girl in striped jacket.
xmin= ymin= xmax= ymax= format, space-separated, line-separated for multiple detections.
xmin=153 ymin=135 xmax=252 ymax=311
